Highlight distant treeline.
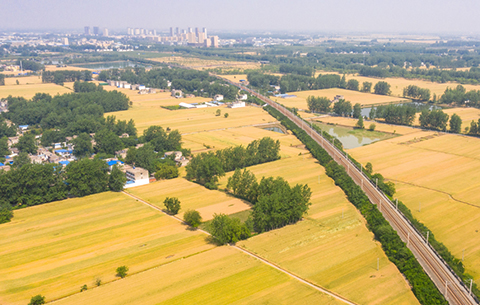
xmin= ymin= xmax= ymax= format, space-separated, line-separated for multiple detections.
xmin=42 ymin=70 xmax=92 ymax=85
xmin=98 ymin=67 xmax=239 ymax=100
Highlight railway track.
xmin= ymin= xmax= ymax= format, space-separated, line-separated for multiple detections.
xmin=221 ymin=79 xmax=477 ymax=305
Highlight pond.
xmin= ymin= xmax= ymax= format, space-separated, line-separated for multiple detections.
xmin=314 ymin=122 xmax=396 ymax=149
xmin=361 ymin=102 xmax=442 ymax=117
xmin=71 ymin=61 xmax=149 ymax=70
xmin=263 ymin=126 xmax=286 ymax=134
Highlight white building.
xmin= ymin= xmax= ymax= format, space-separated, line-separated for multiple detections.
xmin=123 ymin=165 xmax=149 ymax=188
xmin=214 ymin=94 xmax=224 ymax=101
xmin=238 ymin=94 xmax=248 ymax=101
xmin=230 ymin=101 xmax=245 ymax=108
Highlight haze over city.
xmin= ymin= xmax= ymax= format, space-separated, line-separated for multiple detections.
xmin=2 ymin=0 xmax=480 ymax=34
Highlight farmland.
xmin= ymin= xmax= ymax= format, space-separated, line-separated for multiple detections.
xmin=280 ymin=88 xmax=408 ymax=109
xmin=54 ymin=247 xmax=341 ymax=305
xmin=349 ymin=130 xmax=480 ymax=279
xmin=3 ymin=75 xmax=43 ymax=86
xmin=0 ymin=83 xmax=72 ymax=99
xmin=315 ymin=70 xmax=480 ymax=98
xmin=108 ymin=102 xmax=275 ymax=134
xmin=0 ymin=192 xmax=213 ymax=305
xmin=148 ymin=56 xmax=260 ymax=71
xmin=219 ymin=154 xmax=419 ymax=305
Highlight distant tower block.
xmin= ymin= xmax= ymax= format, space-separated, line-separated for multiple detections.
xmin=175 ymin=27 xmax=179 ymax=36
xmin=84 ymin=26 xmax=90 ymax=35
xmin=102 ymin=28 xmax=109 ymax=36
xmin=188 ymin=27 xmax=192 ymax=33
xmin=93 ymin=26 xmax=99 ymax=35
xmin=203 ymin=27 xmax=207 ymax=39
xmin=170 ymin=27 xmax=174 ymax=37
xmin=195 ymin=27 xmax=199 ymax=36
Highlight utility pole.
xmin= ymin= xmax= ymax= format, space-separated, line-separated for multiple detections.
xmin=375 ymin=178 xmax=378 ymax=188
xmin=426 ymin=231 xmax=429 ymax=246
xmin=395 ymin=198 xmax=398 ymax=210
xmin=470 ymin=279 xmax=473 ymax=295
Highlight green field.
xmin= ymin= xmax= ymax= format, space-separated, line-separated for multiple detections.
xmin=54 ymin=247 xmax=342 ymax=305
xmin=0 ymin=192 xmax=213 ymax=305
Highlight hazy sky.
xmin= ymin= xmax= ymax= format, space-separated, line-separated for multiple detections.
xmin=1 ymin=0 xmax=480 ymax=35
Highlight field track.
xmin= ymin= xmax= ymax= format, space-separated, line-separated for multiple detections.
xmin=121 ymin=191 xmax=358 ymax=305
xmin=225 ymin=78 xmax=478 ymax=305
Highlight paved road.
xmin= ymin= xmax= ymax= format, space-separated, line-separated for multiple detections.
xmin=224 ymin=80 xmax=478 ymax=305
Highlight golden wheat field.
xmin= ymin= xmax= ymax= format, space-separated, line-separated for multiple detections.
xmin=108 ymin=103 xmax=275 ymax=134
xmin=0 ymin=83 xmax=72 ymax=99
xmin=0 ymin=192 xmax=213 ymax=305
xmin=54 ymin=247 xmax=342 ymax=305
xmin=148 ymin=56 xmax=260 ymax=71
xmin=280 ymin=88 xmax=408 ymax=109
xmin=3 ymin=75 xmax=43 ymax=86
xmin=349 ymin=130 xmax=480 ymax=279
xmin=219 ymin=155 xmax=419 ymax=305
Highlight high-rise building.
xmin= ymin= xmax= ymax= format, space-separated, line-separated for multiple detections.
xmin=188 ymin=27 xmax=192 ymax=33
xmin=93 ymin=26 xmax=99 ymax=35
xmin=152 ymin=29 xmax=157 ymax=36
xmin=187 ymin=32 xmax=196 ymax=44
xmin=198 ymin=32 xmax=206 ymax=44
xmin=134 ymin=28 xmax=140 ymax=35
xmin=203 ymin=27 xmax=207 ymax=39
xmin=211 ymin=36 xmax=219 ymax=48
xmin=140 ymin=28 xmax=145 ymax=35
xmin=127 ymin=27 xmax=133 ymax=35
xmin=84 ymin=26 xmax=90 ymax=35
xmin=103 ymin=28 xmax=109 ymax=36
xmin=175 ymin=27 xmax=179 ymax=36
xmin=195 ymin=27 xmax=199 ymax=36
xmin=61 ymin=37 xmax=69 ymax=45
xmin=170 ymin=27 xmax=173 ymax=37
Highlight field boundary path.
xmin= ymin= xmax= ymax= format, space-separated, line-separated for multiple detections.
xmin=222 ymin=78 xmax=478 ymax=305
xmin=122 ymin=191 xmax=359 ymax=305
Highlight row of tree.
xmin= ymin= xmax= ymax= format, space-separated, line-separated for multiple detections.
xmin=265 ymin=105 xmax=448 ymax=304
xmin=42 ymin=71 xmax=92 ymax=85
xmin=186 ymin=137 xmax=281 ymax=189
xmin=403 ymin=85 xmax=431 ymax=101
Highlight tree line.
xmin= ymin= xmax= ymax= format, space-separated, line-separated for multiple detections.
xmin=42 ymin=70 xmax=92 ymax=86
xmin=266 ymin=105 xmax=448 ymax=304
xmin=186 ymin=137 xmax=280 ymax=189
xmin=98 ymin=66 xmax=239 ymax=100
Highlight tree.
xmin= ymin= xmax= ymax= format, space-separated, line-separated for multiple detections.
xmin=94 ymin=129 xmax=123 ymax=155
xmin=209 ymin=213 xmax=251 ymax=245
xmin=116 ymin=266 xmax=128 ymax=278
xmin=365 ymin=162 xmax=373 ymax=174
xmin=184 ymin=210 xmax=202 ymax=228
xmin=185 ymin=152 xmax=225 ymax=189
xmin=368 ymin=123 xmax=376 ymax=131
xmin=356 ymin=116 xmax=364 ymax=129
xmin=362 ymin=81 xmax=372 ymax=93
xmin=28 ymin=295 xmax=45 ymax=305
xmin=227 ymin=168 xmax=259 ymax=203
xmin=13 ymin=152 xmax=31 ymax=169
xmin=72 ymin=133 xmax=93 ymax=158
xmin=374 ymin=81 xmax=391 ymax=95
xmin=469 ymin=120 xmax=478 ymax=135
xmin=164 ymin=197 xmax=181 ymax=214
xmin=154 ymin=163 xmax=179 ymax=180
xmin=346 ymin=79 xmax=359 ymax=91
xmin=109 ymin=165 xmax=126 ymax=192
xmin=0 ymin=137 xmax=9 ymax=156
xmin=66 ymin=158 xmax=109 ymax=197
xmin=224 ymin=113 xmax=229 ymax=118
xmin=80 ymin=284 xmax=88 ymax=292
xmin=0 ymin=201 xmax=13 ymax=224
xmin=332 ymin=100 xmax=352 ymax=117
xmin=352 ymin=103 xmax=362 ymax=118
xmin=307 ymin=96 xmax=331 ymax=113
xmin=449 ymin=113 xmax=462 ymax=133
xmin=216 ymin=109 xmax=221 ymax=116
xmin=419 ymin=109 xmax=449 ymax=131
xmin=16 ymin=133 xmax=37 ymax=154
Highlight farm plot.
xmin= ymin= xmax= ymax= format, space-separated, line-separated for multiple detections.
xmin=108 ymin=103 xmax=275 ymax=134
xmin=0 ymin=192 xmax=213 ymax=305
xmin=349 ymin=132 xmax=480 ymax=279
xmin=218 ymin=155 xmax=419 ymax=305
xmin=0 ymin=83 xmax=72 ymax=99
xmin=54 ymin=247 xmax=341 ymax=305
xmin=4 ymin=75 xmax=43 ymax=86
xmin=148 ymin=56 xmax=260 ymax=71
xmin=126 ymin=178 xmax=251 ymax=221
xmin=281 ymin=88 xmax=408 ymax=109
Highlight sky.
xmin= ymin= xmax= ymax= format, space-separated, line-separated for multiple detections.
xmin=1 ymin=0 xmax=480 ymax=35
